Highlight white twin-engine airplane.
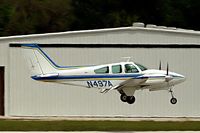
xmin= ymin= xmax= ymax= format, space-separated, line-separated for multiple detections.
xmin=22 ymin=44 xmax=186 ymax=105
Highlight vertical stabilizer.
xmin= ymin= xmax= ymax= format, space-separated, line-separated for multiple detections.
xmin=21 ymin=44 xmax=58 ymax=76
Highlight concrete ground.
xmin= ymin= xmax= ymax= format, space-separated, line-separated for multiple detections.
xmin=1 ymin=116 xmax=200 ymax=121
xmin=1 ymin=131 xmax=200 ymax=133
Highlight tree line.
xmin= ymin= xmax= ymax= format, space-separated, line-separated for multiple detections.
xmin=0 ymin=0 xmax=200 ymax=36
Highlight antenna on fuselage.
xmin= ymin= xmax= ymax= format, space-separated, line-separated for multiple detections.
xmin=121 ymin=57 xmax=132 ymax=62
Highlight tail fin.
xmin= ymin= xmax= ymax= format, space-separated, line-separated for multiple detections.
xmin=21 ymin=44 xmax=58 ymax=76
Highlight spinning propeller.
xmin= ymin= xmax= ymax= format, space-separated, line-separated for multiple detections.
xmin=159 ymin=61 xmax=173 ymax=82
xmin=159 ymin=61 xmax=162 ymax=70
xmin=165 ymin=62 xmax=173 ymax=82
xmin=167 ymin=62 xmax=169 ymax=75
xmin=164 ymin=62 xmax=177 ymax=104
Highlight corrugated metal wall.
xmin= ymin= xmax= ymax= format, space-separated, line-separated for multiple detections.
xmin=1 ymin=26 xmax=200 ymax=117
xmin=8 ymin=47 xmax=200 ymax=117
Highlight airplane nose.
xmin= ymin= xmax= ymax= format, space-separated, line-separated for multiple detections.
xmin=167 ymin=72 xmax=186 ymax=85
xmin=177 ymin=74 xmax=186 ymax=82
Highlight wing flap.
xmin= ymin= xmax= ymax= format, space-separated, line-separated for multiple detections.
xmin=118 ymin=78 xmax=148 ymax=96
xmin=102 ymin=77 xmax=148 ymax=94
xmin=117 ymin=78 xmax=148 ymax=90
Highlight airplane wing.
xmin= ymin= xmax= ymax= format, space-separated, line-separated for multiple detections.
xmin=101 ymin=77 xmax=148 ymax=96
xmin=118 ymin=77 xmax=148 ymax=88
xmin=116 ymin=77 xmax=148 ymax=96
xmin=102 ymin=73 xmax=168 ymax=94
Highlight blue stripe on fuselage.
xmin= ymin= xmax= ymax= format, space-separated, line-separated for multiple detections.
xmin=31 ymin=74 xmax=181 ymax=81
xmin=31 ymin=74 xmax=143 ymax=80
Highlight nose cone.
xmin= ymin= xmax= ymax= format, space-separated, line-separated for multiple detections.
xmin=179 ymin=75 xmax=186 ymax=82
xmin=174 ymin=73 xmax=186 ymax=83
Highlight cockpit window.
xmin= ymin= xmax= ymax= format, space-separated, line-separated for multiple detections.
xmin=112 ymin=65 xmax=122 ymax=73
xmin=125 ymin=64 xmax=139 ymax=73
xmin=135 ymin=63 xmax=148 ymax=71
xmin=94 ymin=66 xmax=109 ymax=74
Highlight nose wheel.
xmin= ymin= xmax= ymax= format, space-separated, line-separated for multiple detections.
xmin=169 ymin=88 xmax=177 ymax=104
xmin=170 ymin=97 xmax=177 ymax=104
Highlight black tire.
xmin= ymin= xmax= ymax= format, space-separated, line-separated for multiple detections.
xmin=120 ymin=94 xmax=127 ymax=102
xmin=170 ymin=98 xmax=177 ymax=104
xmin=127 ymin=96 xmax=136 ymax=104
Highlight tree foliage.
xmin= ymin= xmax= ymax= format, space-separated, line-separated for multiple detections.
xmin=0 ymin=0 xmax=200 ymax=36
xmin=1 ymin=0 xmax=74 ymax=36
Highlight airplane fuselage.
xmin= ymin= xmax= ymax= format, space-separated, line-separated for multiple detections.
xmin=32 ymin=62 xmax=185 ymax=91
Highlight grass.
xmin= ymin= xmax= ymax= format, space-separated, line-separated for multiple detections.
xmin=0 ymin=119 xmax=200 ymax=131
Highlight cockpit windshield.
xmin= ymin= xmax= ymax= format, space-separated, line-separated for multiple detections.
xmin=125 ymin=64 xmax=139 ymax=73
xmin=135 ymin=63 xmax=148 ymax=71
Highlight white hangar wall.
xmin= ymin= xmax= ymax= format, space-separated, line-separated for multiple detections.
xmin=1 ymin=24 xmax=200 ymax=117
xmin=8 ymin=47 xmax=200 ymax=117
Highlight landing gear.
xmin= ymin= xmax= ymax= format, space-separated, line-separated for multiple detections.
xmin=120 ymin=94 xmax=127 ymax=102
xmin=120 ymin=94 xmax=135 ymax=104
xmin=169 ymin=88 xmax=177 ymax=104
xmin=170 ymin=98 xmax=177 ymax=104
xmin=127 ymin=96 xmax=135 ymax=104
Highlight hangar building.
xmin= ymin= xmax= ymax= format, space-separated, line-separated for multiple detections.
xmin=0 ymin=23 xmax=200 ymax=117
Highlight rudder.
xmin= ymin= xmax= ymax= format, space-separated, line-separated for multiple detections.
xmin=21 ymin=44 xmax=58 ymax=76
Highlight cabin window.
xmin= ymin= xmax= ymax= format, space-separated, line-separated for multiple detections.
xmin=94 ymin=66 xmax=109 ymax=74
xmin=125 ymin=64 xmax=139 ymax=73
xmin=112 ymin=65 xmax=122 ymax=73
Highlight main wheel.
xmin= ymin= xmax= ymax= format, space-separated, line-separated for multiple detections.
xmin=170 ymin=98 xmax=177 ymax=104
xmin=120 ymin=94 xmax=127 ymax=102
xmin=127 ymin=96 xmax=136 ymax=104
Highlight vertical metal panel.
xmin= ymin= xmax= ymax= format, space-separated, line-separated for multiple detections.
xmin=8 ymin=47 xmax=200 ymax=117
xmin=0 ymin=44 xmax=9 ymax=116
xmin=0 ymin=44 xmax=8 ymax=66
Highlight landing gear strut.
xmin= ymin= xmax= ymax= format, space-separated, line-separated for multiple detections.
xmin=120 ymin=94 xmax=135 ymax=104
xmin=169 ymin=88 xmax=177 ymax=104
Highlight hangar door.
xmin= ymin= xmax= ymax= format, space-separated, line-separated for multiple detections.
xmin=8 ymin=44 xmax=200 ymax=117
xmin=0 ymin=67 xmax=4 ymax=116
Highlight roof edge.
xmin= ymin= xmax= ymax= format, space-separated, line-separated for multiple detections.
xmin=1 ymin=26 xmax=200 ymax=41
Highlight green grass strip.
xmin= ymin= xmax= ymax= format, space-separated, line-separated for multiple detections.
xmin=0 ymin=120 xmax=200 ymax=131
